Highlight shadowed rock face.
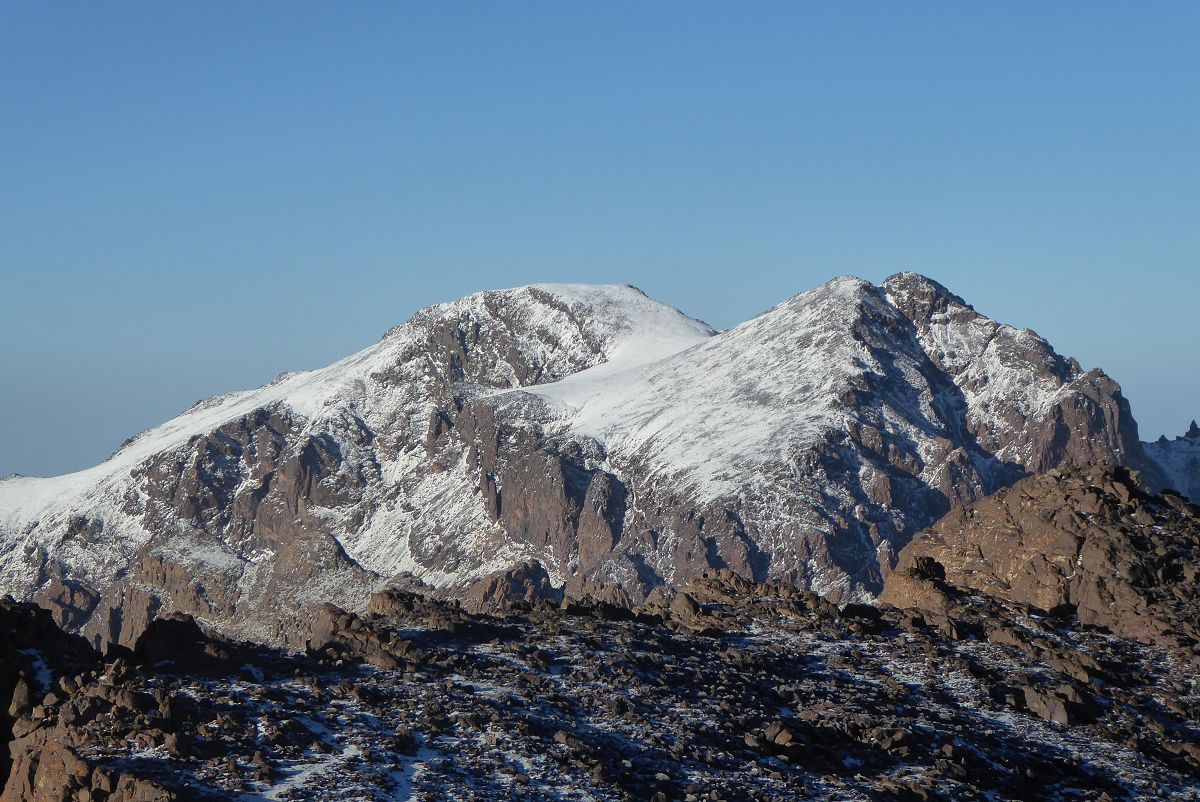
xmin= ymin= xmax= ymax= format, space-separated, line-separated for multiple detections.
xmin=0 ymin=276 xmax=1162 ymax=646
xmin=0 ymin=599 xmax=183 ymax=802
xmin=881 ymin=465 xmax=1200 ymax=647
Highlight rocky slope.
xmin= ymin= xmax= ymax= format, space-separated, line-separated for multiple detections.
xmin=880 ymin=464 xmax=1200 ymax=647
xmin=0 ymin=274 xmax=1172 ymax=647
xmin=2 ymin=571 xmax=1198 ymax=801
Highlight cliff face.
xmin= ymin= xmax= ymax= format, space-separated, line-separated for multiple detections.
xmin=0 ymin=275 xmax=1151 ymax=645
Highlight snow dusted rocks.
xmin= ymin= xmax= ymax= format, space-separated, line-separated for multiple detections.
xmin=0 ymin=274 xmax=1168 ymax=646
xmin=1142 ymin=420 xmax=1200 ymax=501
xmin=881 ymin=272 xmax=1144 ymax=475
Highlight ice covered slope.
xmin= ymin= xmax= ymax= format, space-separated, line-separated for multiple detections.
xmin=523 ymin=274 xmax=1134 ymax=501
xmin=0 ymin=274 xmax=1150 ymax=646
xmin=524 ymin=277 xmax=895 ymax=500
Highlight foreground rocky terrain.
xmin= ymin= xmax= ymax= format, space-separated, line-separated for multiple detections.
xmin=882 ymin=464 xmax=1199 ymax=648
xmin=3 ymin=468 xmax=1198 ymax=801
xmin=4 ymin=274 xmax=1191 ymax=650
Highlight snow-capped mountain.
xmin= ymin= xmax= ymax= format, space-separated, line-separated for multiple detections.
xmin=1142 ymin=421 xmax=1200 ymax=501
xmin=0 ymin=274 xmax=1177 ymax=646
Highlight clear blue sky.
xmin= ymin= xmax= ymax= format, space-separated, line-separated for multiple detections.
xmin=2 ymin=2 xmax=1197 ymax=477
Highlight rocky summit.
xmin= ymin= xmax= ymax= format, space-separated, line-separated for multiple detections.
xmin=1 ymin=273 xmax=1191 ymax=650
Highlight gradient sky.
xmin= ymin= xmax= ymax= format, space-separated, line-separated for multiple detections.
xmin=2 ymin=2 xmax=1198 ymax=477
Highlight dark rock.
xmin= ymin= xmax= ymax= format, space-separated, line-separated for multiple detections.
xmin=132 ymin=613 xmax=240 ymax=676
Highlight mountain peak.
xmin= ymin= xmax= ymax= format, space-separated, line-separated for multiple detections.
xmin=374 ymin=283 xmax=715 ymax=391
xmin=772 ymin=275 xmax=881 ymax=319
xmin=0 ymin=271 xmax=1163 ymax=647
xmin=881 ymin=271 xmax=974 ymax=326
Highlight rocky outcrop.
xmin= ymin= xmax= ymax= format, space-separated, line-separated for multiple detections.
xmin=131 ymin=613 xmax=247 ymax=677
xmin=881 ymin=465 xmax=1200 ymax=646
xmin=0 ymin=599 xmax=188 ymax=802
xmin=460 ymin=560 xmax=561 ymax=613
xmin=1 ymin=599 xmax=96 ymax=797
